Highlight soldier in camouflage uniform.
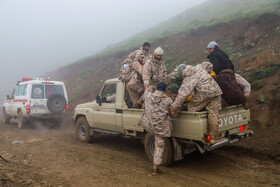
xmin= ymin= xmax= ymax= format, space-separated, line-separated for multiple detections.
xmin=124 ymin=42 xmax=151 ymax=64
xmin=138 ymin=82 xmax=173 ymax=175
xmin=196 ymin=61 xmax=214 ymax=74
xmin=126 ymin=52 xmax=145 ymax=108
xmin=143 ymin=47 xmax=167 ymax=90
xmin=170 ymin=65 xmax=222 ymax=144
xmin=165 ymin=64 xmax=185 ymax=101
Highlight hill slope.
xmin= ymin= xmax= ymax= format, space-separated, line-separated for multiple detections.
xmin=96 ymin=0 xmax=280 ymax=57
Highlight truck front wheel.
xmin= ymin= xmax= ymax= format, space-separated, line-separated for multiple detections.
xmin=144 ymin=133 xmax=174 ymax=166
xmin=75 ymin=117 xmax=94 ymax=143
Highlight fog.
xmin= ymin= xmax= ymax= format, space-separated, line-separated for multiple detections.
xmin=0 ymin=0 xmax=206 ymax=101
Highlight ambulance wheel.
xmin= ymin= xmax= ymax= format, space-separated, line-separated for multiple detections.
xmin=144 ymin=133 xmax=174 ymax=166
xmin=17 ymin=111 xmax=27 ymax=129
xmin=2 ymin=109 xmax=10 ymax=124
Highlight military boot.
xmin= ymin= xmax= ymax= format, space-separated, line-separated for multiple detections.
xmin=152 ymin=164 xmax=161 ymax=176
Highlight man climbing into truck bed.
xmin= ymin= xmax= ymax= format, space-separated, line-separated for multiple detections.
xmin=126 ymin=52 xmax=146 ymax=108
xmin=139 ymin=82 xmax=174 ymax=175
xmin=170 ymin=64 xmax=222 ymax=144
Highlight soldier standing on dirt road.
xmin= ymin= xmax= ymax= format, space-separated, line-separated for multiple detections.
xmin=138 ymin=82 xmax=174 ymax=175
xmin=170 ymin=65 xmax=222 ymax=144
xmin=126 ymin=52 xmax=146 ymax=108
xmin=143 ymin=47 xmax=167 ymax=90
xmin=207 ymin=41 xmax=235 ymax=74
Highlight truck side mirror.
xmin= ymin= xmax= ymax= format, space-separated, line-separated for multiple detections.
xmin=96 ymin=96 xmax=102 ymax=106
xmin=6 ymin=95 xmax=10 ymax=100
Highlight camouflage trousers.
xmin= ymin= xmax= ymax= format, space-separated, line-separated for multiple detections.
xmin=153 ymin=135 xmax=165 ymax=165
xmin=126 ymin=81 xmax=144 ymax=108
xmin=188 ymin=95 xmax=222 ymax=137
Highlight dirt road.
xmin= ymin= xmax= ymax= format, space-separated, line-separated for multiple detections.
xmin=0 ymin=119 xmax=279 ymax=187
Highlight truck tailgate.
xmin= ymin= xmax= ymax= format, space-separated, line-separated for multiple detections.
xmin=218 ymin=105 xmax=250 ymax=134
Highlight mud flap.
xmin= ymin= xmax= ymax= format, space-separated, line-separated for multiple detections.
xmin=172 ymin=138 xmax=183 ymax=161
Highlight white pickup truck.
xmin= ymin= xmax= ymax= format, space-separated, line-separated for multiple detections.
xmin=74 ymin=78 xmax=253 ymax=166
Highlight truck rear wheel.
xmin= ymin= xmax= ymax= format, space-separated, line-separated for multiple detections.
xmin=17 ymin=111 xmax=27 ymax=129
xmin=144 ymin=133 xmax=174 ymax=166
xmin=2 ymin=109 xmax=10 ymax=124
xmin=75 ymin=117 xmax=94 ymax=143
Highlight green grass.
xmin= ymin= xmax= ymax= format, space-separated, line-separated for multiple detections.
xmin=247 ymin=63 xmax=280 ymax=83
xmin=257 ymin=94 xmax=269 ymax=104
xmin=78 ymin=67 xmax=95 ymax=79
xmin=256 ymin=47 xmax=264 ymax=52
xmin=251 ymin=81 xmax=264 ymax=89
xmin=92 ymin=0 xmax=279 ymax=60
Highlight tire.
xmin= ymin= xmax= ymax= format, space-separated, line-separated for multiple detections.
xmin=2 ymin=109 xmax=10 ymax=124
xmin=17 ymin=111 xmax=27 ymax=129
xmin=144 ymin=133 xmax=174 ymax=166
xmin=75 ymin=117 xmax=94 ymax=143
xmin=47 ymin=94 xmax=66 ymax=113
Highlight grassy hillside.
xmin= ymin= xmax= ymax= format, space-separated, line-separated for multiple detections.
xmin=95 ymin=0 xmax=279 ymax=58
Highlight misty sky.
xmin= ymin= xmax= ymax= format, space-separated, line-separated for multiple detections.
xmin=0 ymin=0 xmax=207 ymax=99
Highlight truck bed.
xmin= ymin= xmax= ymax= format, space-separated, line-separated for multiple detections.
xmin=122 ymin=105 xmax=250 ymax=142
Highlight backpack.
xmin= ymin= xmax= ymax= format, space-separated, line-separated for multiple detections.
xmin=118 ymin=50 xmax=138 ymax=83
xmin=216 ymin=69 xmax=246 ymax=106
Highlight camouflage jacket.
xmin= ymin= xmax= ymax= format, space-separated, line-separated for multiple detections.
xmin=126 ymin=60 xmax=144 ymax=89
xmin=138 ymin=90 xmax=173 ymax=137
xmin=143 ymin=56 xmax=167 ymax=87
xmin=165 ymin=72 xmax=184 ymax=92
xmin=172 ymin=65 xmax=222 ymax=111
xmin=126 ymin=47 xmax=151 ymax=63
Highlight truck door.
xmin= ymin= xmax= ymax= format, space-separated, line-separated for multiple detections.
xmin=93 ymin=83 xmax=117 ymax=131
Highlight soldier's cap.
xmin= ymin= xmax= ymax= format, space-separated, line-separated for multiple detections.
xmin=157 ymin=82 xmax=167 ymax=92
xmin=143 ymin=42 xmax=150 ymax=47
xmin=207 ymin=41 xmax=218 ymax=49
xmin=154 ymin=47 xmax=164 ymax=55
